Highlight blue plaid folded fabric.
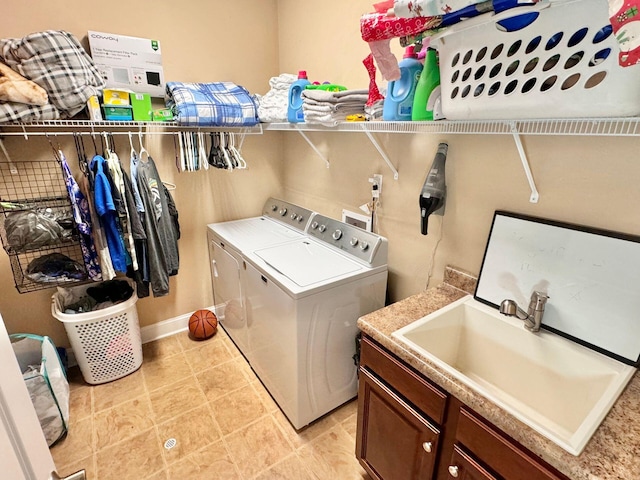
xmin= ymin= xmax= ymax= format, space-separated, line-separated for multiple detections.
xmin=166 ymin=82 xmax=259 ymax=127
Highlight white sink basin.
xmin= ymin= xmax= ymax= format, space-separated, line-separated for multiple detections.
xmin=392 ymin=295 xmax=636 ymax=455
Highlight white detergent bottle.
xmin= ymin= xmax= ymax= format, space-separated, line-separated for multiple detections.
xmin=383 ymin=46 xmax=423 ymax=121
xmin=287 ymin=70 xmax=311 ymax=123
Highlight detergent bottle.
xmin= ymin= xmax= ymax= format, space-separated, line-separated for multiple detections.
xmin=287 ymin=70 xmax=311 ymax=123
xmin=382 ymin=46 xmax=423 ymax=121
xmin=412 ymin=48 xmax=442 ymax=121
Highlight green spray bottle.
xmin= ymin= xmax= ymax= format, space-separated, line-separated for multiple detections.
xmin=412 ymin=48 xmax=441 ymax=121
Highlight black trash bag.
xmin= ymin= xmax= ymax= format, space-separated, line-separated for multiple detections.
xmin=87 ymin=279 xmax=133 ymax=304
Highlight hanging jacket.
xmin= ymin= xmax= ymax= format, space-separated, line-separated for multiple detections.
xmin=135 ymin=156 xmax=179 ymax=296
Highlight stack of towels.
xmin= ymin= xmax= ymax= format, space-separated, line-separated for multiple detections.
xmin=257 ymin=73 xmax=297 ymax=122
xmin=301 ymin=89 xmax=369 ymax=126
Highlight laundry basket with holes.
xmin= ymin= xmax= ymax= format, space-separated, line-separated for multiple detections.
xmin=431 ymin=0 xmax=640 ymax=120
xmin=51 ymin=279 xmax=142 ymax=385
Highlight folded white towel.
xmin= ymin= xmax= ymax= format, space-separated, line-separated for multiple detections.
xmin=301 ymin=88 xmax=369 ymax=104
xmin=304 ymin=111 xmax=354 ymax=127
xmin=269 ymin=73 xmax=297 ymax=90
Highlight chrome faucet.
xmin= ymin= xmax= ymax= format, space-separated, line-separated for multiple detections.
xmin=499 ymin=291 xmax=549 ymax=332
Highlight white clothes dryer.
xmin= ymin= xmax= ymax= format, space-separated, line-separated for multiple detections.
xmin=243 ymin=214 xmax=388 ymax=429
xmin=207 ymin=198 xmax=315 ymax=356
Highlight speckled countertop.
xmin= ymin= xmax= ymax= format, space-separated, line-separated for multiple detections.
xmin=357 ymin=266 xmax=640 ymax=480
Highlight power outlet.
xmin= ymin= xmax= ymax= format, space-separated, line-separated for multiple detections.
xmin=369 ymin=174 xmax=383 ymax=198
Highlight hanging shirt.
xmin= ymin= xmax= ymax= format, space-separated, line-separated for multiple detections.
xmin=60 ymin=151 xmax=102 ymax=281
xmin=90 ymin=154 xmax=128 ymax=273
xmin=79 ymin=168 xmax=116 ymax=280
xmin=136 ymin=156 xmax=180 ymax=296
xmin=105 ymin=149 xmax=138 ymax=272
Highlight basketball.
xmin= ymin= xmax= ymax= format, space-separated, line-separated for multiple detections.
xmin=188 ymin=309 xmax=218 ymax=340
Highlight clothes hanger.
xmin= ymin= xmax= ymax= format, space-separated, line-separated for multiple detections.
xmin=229 ymin=133 xmax=247 ymax=169
xmin=178 ymin=132 xmax=186 ymax=172
xmin=128 ymin=132 xmax=138 ymax=159
xmin=198 ymin=132 xmax=209 ymax=170
xmin=138 ymin=130 xmax=149 ymax=161
xmin=74 ymin=133 xmax=89 ymax=176
xmin=0 ymin=138 xmax=18 ymax=174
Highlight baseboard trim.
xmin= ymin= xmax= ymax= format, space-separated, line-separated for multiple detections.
xmin=140 ymin=305 xmax=217 ymax=344
xmin=65 ymin=306 xmax=217 ymax=369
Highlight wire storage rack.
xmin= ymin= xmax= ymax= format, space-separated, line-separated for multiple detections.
xmin=0 ymin=159 xmax=87 ymax=293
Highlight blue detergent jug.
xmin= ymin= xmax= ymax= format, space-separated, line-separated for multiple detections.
xmin=287 ymin=70 xmax=311 ymax=123
xmin=383 ymin=46 xmax=423 ymax=121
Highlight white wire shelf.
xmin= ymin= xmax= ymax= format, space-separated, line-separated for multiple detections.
xmin=2 ymin=117 xmax=640 ymax=136
xmin=264 ymin=118 xmax=640 ymax=136
xmin=0 ymin=120 xmax=264 ymax=136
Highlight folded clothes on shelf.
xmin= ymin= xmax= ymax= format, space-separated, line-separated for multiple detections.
xmin=166 ymin=81 xmax=259 ymax=126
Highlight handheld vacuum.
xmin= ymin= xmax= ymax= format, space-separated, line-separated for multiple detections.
xmin=420 ymin=143 xmax=448 ymax=235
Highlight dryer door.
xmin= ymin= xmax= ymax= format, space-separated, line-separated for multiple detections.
xmin=208 ymin=238 xmax=248 ymax=356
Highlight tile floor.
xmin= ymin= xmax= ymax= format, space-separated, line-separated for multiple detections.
xmin=51 ymin=327 xmax=372 ymax=480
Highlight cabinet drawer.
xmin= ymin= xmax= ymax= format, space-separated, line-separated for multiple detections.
xmin=456 ymin=407 xmax=569 ymax=480
xmin=360 ymin=336 xmax=447 ymax=424
xmin=447 ymin=445 xmax=499 ymax=480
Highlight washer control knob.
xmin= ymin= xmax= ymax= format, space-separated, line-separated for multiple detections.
xmin=297 ymin=216 xmax=305 ymax=223
xmin=290 ymin=213 xmax=298 ymax=220
xmin=279 ymin=208 xmax=287 ymax=216
xmin=318 ymin=224 xmax=327 ymax=233
xmin=350 ymin=237 xmax=359 ymax=247
xmin=311 ymin=221 xmax=319 ymax=230
xmin=332 ymin=229 xmax=343 ymax=240
xmin=271 ymin=204 xmax=278 ymax=211
xmin=359 ymin=241 xmax=369 ymax=251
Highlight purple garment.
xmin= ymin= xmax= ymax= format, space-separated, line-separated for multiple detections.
xmin=61 ymin=152 xmax=101 ymax=281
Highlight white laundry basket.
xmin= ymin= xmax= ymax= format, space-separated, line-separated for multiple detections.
xmin=432 ymin=0 xmax=640 ymax=119
xmin=52 ymin=280 xmax=142 ymax=385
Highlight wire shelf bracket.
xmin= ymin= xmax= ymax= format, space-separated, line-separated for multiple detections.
xmin=510 ymin=121 xmax=539 ymax=204
xmin=362 ymin=128 xmax=399 ymax=180
xmin=295 ymin=127 xmax=330 ymax=169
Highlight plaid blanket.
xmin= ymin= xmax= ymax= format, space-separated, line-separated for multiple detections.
xmin=0 ymin=30 xmax=105 ymax=122
xmin=166 ymin=82 xmax=259 ymax=127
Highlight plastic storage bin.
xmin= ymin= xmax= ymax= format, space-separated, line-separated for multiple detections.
xmin=431 ymin=0 xmax=640 ymax=119
xmin=51 ymin=280 xmax=142 ymax=385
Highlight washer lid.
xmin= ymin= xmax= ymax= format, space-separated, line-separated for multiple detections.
xmin=209 ymin=217 xmax=302 ymax=251
xmin=254 ymin=240 xmax=362 ymax=287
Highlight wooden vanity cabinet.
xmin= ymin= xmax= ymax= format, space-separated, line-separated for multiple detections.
xmin=356 ymin=335 xmax=447 ymax=480
xmin=356 ymin=335 xmax=570 ymax=480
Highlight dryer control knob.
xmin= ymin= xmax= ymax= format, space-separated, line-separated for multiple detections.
xmin=290 ymin=213 xmax=298 ymax=220
xmin=318 ymin=225 xmax=327 ymax=233
xmin=350 ymin=237 xmax=359 ymax=247
xmin=279 ymin=208 xmax=287 ymax=216
xmin=311 ymin=221 xmax=319 ymax=229
xmin=271 ymin=204 xmax=278 ymax=211
xmin=359 ymin=241 xmax=369 ymax=251
xmin=297 ymin=216 xmax=305 ymax=223
xmin=332 ymin=229 xmax=343 ymax=240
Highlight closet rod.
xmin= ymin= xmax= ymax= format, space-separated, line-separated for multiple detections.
xmin=0 ymin=131 xmax=249 ymax=137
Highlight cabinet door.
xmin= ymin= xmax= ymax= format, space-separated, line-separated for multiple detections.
xmin=446 ymin=445 xmax=499 ymax=480
xmin=356 ymin=368 xmax=440 ymax=480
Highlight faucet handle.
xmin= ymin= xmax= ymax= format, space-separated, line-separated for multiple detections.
xmin=530 ymin=291 xmax=549 ymax=311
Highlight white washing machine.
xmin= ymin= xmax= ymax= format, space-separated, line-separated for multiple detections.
xmin=207 ymin=198 xmax=315 ymax=357
xmin=243 ymin=214 xmax=388 ymax=429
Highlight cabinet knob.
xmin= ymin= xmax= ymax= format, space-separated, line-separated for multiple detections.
xmin=422 ymin=441 xmax=432 ymax=453
xmin=448 ymin=465 xmax=459 ymax=478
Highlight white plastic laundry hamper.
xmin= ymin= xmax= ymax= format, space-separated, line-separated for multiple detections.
xmin=431 ymin=0 xmax=640 ymax=119
xmin=51 ymin=280 xmax=142 ymax=385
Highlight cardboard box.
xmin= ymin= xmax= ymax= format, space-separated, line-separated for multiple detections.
xmin=130 ymin=93 xmax=152 ymax=121
xmin=152 ymin=108 xmax=174 ymax=122
xmin=103 ymin=89 xmax=131 ymax=106
xmin=88 ymin=31 xmax=165 ymax=97
xmin=86 ymin=95 xmax=103 ymax=121
xmin=102 ymin=104 xmax=133 ymax=121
